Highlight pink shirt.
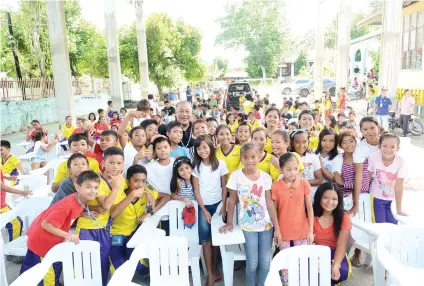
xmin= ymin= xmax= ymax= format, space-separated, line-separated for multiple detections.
xmin=368 ymin=150 xmax=406 ymax=200
xmin=400 ymin=96 xmax=415 ymax=115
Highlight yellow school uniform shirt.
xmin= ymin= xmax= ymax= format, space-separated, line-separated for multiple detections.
xmin=243 ymin=101 xmax=254 ymax=115
xmin=216 ymin=145 xmax=241 ymax=178
xmin=309 ymin=135 xmax=319 ymax=151
xmin=247 ymin=120 xmax=261 ymax=131
xmin=264 ymin=137 xmax=273 ymax=154
xmin=76 ymin=177 xmax=127 ymax=231
xmin=227 ymin=121 xmax=239 ymax=134
xmin=238 ymin=152 xmax=280 ymax=181
xmin=1 ymin=155 xmax=20 ymax=185
xmin=53 ymin=157 xmax=100 ymax=184
xmin=111 ymin=189 xmax=159 ymax=236
xmin=61 ymin=124 xmax=76 ymax=139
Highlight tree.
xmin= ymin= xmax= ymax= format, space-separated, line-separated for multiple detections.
xmin=369 ymin=49 xmax=380 ymax=74
xmin=119 ymin=13 xmax=205 ymax=97
xmin=212 ymin=57 xmax=228 ymax=80
xmin=216 ymin=0 xmax=289 ymax=78
xmin=294 ymin=50 xmax=308 ymax=76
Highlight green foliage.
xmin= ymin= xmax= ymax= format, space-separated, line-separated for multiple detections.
xmin=369 ymin=49 xmax=380 ymax=74
xmin=294 ymin=50 xmax=308 ymax=76
xmin=216 ymin=0 xmax=289 ymax=78
xmin=119 ymin=13 xmax=205 ymax=96
xmin=212 ymin=57 xmax=228 ymax=79
xmin=355 ymin=49 xmax=362 ymax=62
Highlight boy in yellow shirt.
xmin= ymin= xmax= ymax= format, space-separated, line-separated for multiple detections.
xmin=76 ymin=147 xmax=127 ymax=285
xmin=109 ymin=165 xmax=157 ymax=274
xmin=247 ymin=111 xmax=261 ymax=130
xmin=51 ymin=133 xmax=100 ymax=193
xmin=1 ymin=140 xmax=21 ymax=185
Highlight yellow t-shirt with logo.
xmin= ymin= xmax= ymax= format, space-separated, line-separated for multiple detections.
xmin=247 ymin=120 xmax=261 ymax=131
xmin=309 ymin=136 xmax=319 ymax=151
xmin=264 ymin=137 xmax=273 ymax=154
xmin=61 ymin=124 xmax=76 ymax=139
xmin=76 ymin=177 xmax=127 ymax=231
xmin=216 ymin=145 xmax=241 ymax=179
xmin=227 ymin=121 xmax=239 ymax=134
xmin=53 ymin=157 xmax=100 ymax=184
xmin=1 ymin=155 xmax=20 ymax=185
xmin=111 ymin=189 xmax=159 ymax=236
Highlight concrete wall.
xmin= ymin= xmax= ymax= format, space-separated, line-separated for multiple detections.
xmin=398 ymin=70 xmax=424 ymax=90
xmin=1 ymin=94 xmax=110 ymax=135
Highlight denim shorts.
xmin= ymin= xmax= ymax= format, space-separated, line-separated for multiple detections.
xmin=198 ymin=201 xmax=221 ymax=243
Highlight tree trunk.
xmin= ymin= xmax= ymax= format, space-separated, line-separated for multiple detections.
xmin=260 ymin=65 xmax=266 ymax=85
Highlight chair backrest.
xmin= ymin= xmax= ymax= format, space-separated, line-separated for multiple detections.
xmin=16 ymin=196 xmax=52 ymax=232
xmin=382 ymin=226 xmax=424 ymax=268
xmin=18 ymin=175 xmax=48 ymax=192
xmin=148 ymin=237 xmax=189 ymax=286
xmin=168 ymin=200 xmax=199 ymax=245
xmin=221 ymin=199 xmax=240 ymax=226
xmin=45 ymin=241 xmax=102 ymax=286
xmin=0 ymin=239 xmax=8 ymax=286
xmin=354 ymin=193 xmax=372 ymax=223
xmin=265 ymin=245 xmax=331 ymax=286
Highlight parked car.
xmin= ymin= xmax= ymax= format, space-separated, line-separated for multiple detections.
xmin=308 ymin=78 xmax=337 ymax=97
xmin=281 ymin=79 xmax=311 ymax=96
xmin=225 ymin=81 xmax=251 ymax=110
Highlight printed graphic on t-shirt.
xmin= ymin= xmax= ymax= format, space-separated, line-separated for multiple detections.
xmin=239 ymin=183 xmax=272 ymax=231
xmin=376 ymin=169 xmax=397 ymax=198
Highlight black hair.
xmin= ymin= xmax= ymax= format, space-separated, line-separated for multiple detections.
xmin=240 ymin=142 xmax=257 ymax=158
xmin=68 ymin=133 xmax=89 ymax=145
xmin=166 ymin=121 xmax=183 ymax=133
xmin=126 ymin=164 xmax=147 ymax=180
xmin=76 ymin=117 xmax=85 ymax=123
xmin=265 ymin=107 xmax=280 ymax=117
xmin=206 ymin=117 xmax=218 ymax=124
xmin=65 ymin=115 xmax=72 ymax=120
xmin=120 ymin=107 xmax=127 ymax=113
xmin=103 ymin=146 xmax=124 ymax=160
xmin=326 ymin=114 xmax=337 ymax=129
xmin=289 ymin=129 xmax=309 ymax=155
xmin=359 ymin=116 xmax=379 ymax=130
xmin=164 ymin=100 xmax=170 ymax=104
xmin=148 ymin=94 xmax=154 ymax=100
xmin=272 ymin=129 xmax=290 ymax=144
xmin=152 ymin=136 xmax=171 ymax=151
xmin=101 ymin=129 xmax=119 ymax=140
xmin=298 ymin=110 xmax=314 ymax=122
xmin=337 ymin=112 xmax=346 ymax=119
xmin=299 ymin=101 xmax=308 ymax=106
xmin=226 ymin=113 xmax=235 ymax=125
xmin=77 ymin=170 xmax=100 ymax=186
xmin=216 ymin=124 xmax=231 ymax=136
xmin=313 ymin=182 xmax=344 ymax=237
xmin=97 ymin=109 xmax=104 ymax=115
xmin=338 ymin=129 xmax=357 ymax=148
xmin=88 ymin=113 xmax=96 ymax=121
xmin=31 ymin=119 xmax=40 ymax=124
xmin=158 ymin=124 xmax=167 ymax=137
xmin=279 ymin=152 xmax=297 ymax=168
xmin=245 ymin=94 xmax=253 ymax=101
xmin=32 ymin=131 xmax=44 ymax=142
xmin=137 ymin=99 xmax=151 ymax=111
xmin=170 ymin=156 xmax=193 ymax=194
xmin=141 ymin=119 xmax=158 ymax=129
xmin=236 ymin=112 xmax=245 ymax=122
xmin=379 ymin=131 xmax=400 ymax=148
xmin=288 ymin=121 xmax=298 ymax=128
xmin=315 ymin=128 xmax=339 ymax=160
xmin=263 ymin=99 xmax=269 ymax=105
xmin=112 ymin=111 xmax=120 ymax=119
xmin=129 ymin=126 xmax=146 ymax=139
xmin=1 ymin=140 xmax=11 ymax=149
xmin=107 ymin=100 xmax=113 ymax=106
xmin=193 ymin=135 xmax=219 ymax=172
xmin=67 ymin=153 xmax=89 ymax=169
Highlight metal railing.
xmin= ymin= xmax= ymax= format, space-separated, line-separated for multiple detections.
xmin=0 ymin=78 xmax=110 ymax=101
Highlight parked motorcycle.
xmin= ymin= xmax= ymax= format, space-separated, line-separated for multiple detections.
xmin=348 ymin=86 xmax=365 ymax=100
xmin=388 ymin=111 xmax=424 ymax=136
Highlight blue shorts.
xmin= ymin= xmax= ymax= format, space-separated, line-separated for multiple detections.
xmin=371 ymin=196 xmax=397 ymax=224
xmin=198 ymin=201 xmax=221 ymax=243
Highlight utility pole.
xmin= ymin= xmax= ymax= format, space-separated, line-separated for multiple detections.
xmin=6 ymin=12 xmax=26 ymax=98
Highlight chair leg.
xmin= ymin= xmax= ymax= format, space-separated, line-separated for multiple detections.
xmin=191 ymin=257 xmax=201 ymax=286
xmin=364 ymin=253 xmax=372 ymax=265
xmin=200 ymin=250 xmax=207 ymax=277
xmin=347 ymin=236 xmax=355 ymax=254
xmin=220 ymin=247 xmax=234 ymax=286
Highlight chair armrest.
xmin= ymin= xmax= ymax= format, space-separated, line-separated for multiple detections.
xmin=127 ymin=225 xmax=165 ymax=248
xmin=0 ymin=210 xmax=18 ymax=228
xmin=19 ymin=152 xmax=35 ymax=160
xmin=351 ymin=219 xmax=394 ymax=237
xmin=211 ymin=209 xmax=245 ymax=246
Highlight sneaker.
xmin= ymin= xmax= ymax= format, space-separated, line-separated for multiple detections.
xmin=12 ymin=256 xmax=24 ymax=264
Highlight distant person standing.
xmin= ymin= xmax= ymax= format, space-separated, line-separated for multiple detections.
xmin=194 ymin=84 xmax=204 ymax=99
xmin=373 ymin=86 xmax=392 ymax=131
xmin=399 ymin=89 xmax=415 ymax=137
xmin=337 ymin=87 xmax=347 ymax=112
xmin=186 ymin=85 xmax=192 ymax=103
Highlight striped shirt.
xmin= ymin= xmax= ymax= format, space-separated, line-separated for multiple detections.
xmin=340 ymin=155 xmax=371 ymax=197
xmin=179 ymin=180 xmax=195 ymax=200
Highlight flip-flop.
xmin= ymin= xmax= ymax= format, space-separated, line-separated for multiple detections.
xmin=214 ymin=274 xmax=223 ymax=282
xmin=350 ymin=255 xmax=362 ymax=268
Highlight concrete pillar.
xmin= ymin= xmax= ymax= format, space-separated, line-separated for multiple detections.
xmin=314 ymin=0 xmax=325 ymax=100
xmin=362 ymin=48 xmax=368 ymax=79
xmin=104 ymin=0 xmax=124 ymax=108
xmin=291 ymin=63 xmax=295 ymax=77
xmin=336 ymin=0 xmax=351 ymax=91
xmin=135 ymin=1 xmax=149 ymax=99
xmin=378 ymin=0 xmax=403 ymax=106
xmin=45 ymin=0 xmax=74 ymax=125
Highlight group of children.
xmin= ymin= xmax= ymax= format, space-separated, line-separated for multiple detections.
xmin=0 ymin=95 xmax=408 ymax=286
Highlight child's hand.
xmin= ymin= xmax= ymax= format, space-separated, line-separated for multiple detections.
xmin=20 ymin=190 xmax=33 ymax=198
xmin=203 ymin=210 xmax=212 ymax=224
xmin=65 ymin=234 xmax=80 ymax=244
xmin=331 ymin=264 xmax=341 ymax=281
xmin=90 ymin=205 xmax=106 ymax=214
xmin=348 ymin=204 xmax=358 ymax=216
xmin=274 ymin=229 xmax=283 ymax=246
xmin=219 ymin=223 xmax=233 ymax=233
xmin=135 ymin=149 xmax=146 ymax=161
xmin=131 ymin=188 xmax=146 ymax=198
xmin=270 ymin=156 xmax=279 ymax=169
xmin=184 ymin=198 xmax=193 ymax=208
xmin=109 ymin=172 xmax=124 ymax=190
xmin=333 ymin=171 xmax=343 ymax=185
xmin=307 ymin=231 xmax=314 ymax=245
xmin=137 ymin=213 xmax=151 ymax=224
xmin=219 ymin=207 xmax=226 ymax=220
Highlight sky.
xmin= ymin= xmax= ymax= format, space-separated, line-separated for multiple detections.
xmin=3 ymin=0 xmax=371 ymax=67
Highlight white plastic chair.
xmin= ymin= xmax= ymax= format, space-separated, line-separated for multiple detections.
xmin=10 ymin=241 xmax=102 ymax=286
xmin=168 ymin=200 xmax=205 ymax=285
xmin=375 ymin=226 xmax=424 ymax=286
xmin=0 ymin=210 xmax=18 ymax=286
xmin=29 ymin=158 xmax=66 ymax=185
xmin=108 ymin=236 xmax=189 ymax=286
xmin=211 ymin=201 xmax=245 ymax=286
xmin=265 ymin=245 xmax=332 ymax=286
xmin=1 ymin=196 xmax=52 ymax=259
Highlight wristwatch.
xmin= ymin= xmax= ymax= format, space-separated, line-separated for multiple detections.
xmin=146 ymin=205 xmax=154 ymax=215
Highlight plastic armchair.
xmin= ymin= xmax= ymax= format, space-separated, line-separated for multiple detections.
xmin=374 ymin=226 xmax=424 ymax=286
xmin=265 ymin=245 xmax=332 ymax=286
xmin=108 ymin=236 xmax=189 ymax=286
xmin=11 ymin=241 xmax=102 ymax=286
xmin=0 ymin=210 xmax=18 ymax=286
xmin=211 ymin=201 xmax=245 ymax=286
